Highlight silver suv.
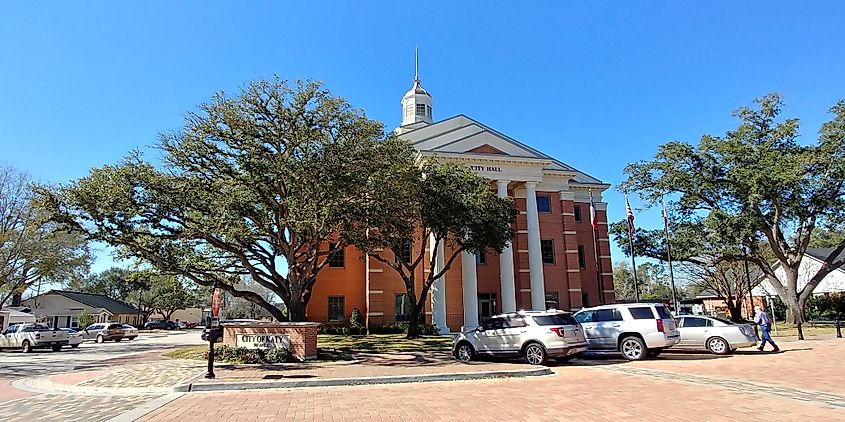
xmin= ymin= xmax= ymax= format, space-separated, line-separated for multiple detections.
xmin=453 ymin=310 xmax=588 ymax=365
xmin=574 ymin=303 xmax=680 ymax=360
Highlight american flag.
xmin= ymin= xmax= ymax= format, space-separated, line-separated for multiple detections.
xmin=589 ymin=191 xmax=598 ymax=231
xmin=625 ymin=194 xmax=635 ymax=235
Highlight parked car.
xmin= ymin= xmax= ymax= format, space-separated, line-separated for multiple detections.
xmin=574 ymin=303 xmax=680 ymax=361
xmin=60 ymin=328 xmax=84 ymax=348
xmin=0 ymin=323 xmax=69 ymax=352
xmin=121 ymin=324 xmax=138 ymax=340
xmin=184 ymin=321 xmax=198 ymax=329
xmin=453 ymin=310 xmax=588 ymax=365
xmin=81 ymin=323 xmax=126 ymax=343
xmin=674 ymin=315 xmax=757 ymax=354
xmin=143 ymin=320 xmax=178 ymax=330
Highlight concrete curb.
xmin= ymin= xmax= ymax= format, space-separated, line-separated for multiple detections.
xmin=174 ymin=367 xmax=553 ymax=392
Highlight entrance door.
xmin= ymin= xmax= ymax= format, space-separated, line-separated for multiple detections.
xmin=478 ymin=293 xmax=497 ymax=323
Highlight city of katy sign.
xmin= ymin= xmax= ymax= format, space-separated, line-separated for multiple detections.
xmin=235 ymin=333 xmax=291 ymax=350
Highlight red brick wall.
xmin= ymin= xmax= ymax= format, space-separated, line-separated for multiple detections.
xmin=223 ymin=323 xmax=319 ymax=360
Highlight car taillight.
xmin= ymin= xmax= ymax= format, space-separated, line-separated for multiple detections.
xmin=550 ymin=327 xmax=565 ymax=337
xmin=656 ymin=319 xmax=665 ymax=333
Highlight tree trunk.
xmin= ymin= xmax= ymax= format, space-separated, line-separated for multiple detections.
xmin=406 ymin=301 xmax=423 ymax=339
xmin=287 ymin=300 xmax=307 ymax=322
xmin=725 ymin=298 xmax=743 ymax=322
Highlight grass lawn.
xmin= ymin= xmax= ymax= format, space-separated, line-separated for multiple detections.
xmin=770 ymin=322 xmax=840 ymax=338
xmin=163 ymin=334 xmax=453 ymax=362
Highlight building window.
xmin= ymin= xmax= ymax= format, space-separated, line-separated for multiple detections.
xmin=478 ymin=293 xmax=497 ymax=322
xmin=536 ymin=195 xmax=551 ymax=213
xmin=574 ymin=205 xmax=582 ymax=222
xmin=399 ymin=239 xmax=412 ymax=264
xmin=328 ymin=296 xmax=345 ymax=322
xmin=426 ymin=105 xmax=432 ymax=117
xmin=327 ymin=244 xmax=345 ymax=268
xmin=404 ymin=105 xmax=413 ymax=118
xmin=540 ymin=239 xmax=555 ymax=264
xmin=577 ymin=245 xmax=586 ymax=269
xmin=545 ymin=292 xmax=559 ymax=310
xmin=476 ymin=250 xmax=486 ymax=265
xmin=395 ymin=294 xmax=411 ymax=322
xmin=416 ymin=104 xmax=426 ymax=116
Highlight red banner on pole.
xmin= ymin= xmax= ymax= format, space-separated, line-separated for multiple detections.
xmin=211 ymin=288 xmax=221 ymax=317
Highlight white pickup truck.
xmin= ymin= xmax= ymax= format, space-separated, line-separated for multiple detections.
xmin=0 ymin=323 xmax=70 ymax=352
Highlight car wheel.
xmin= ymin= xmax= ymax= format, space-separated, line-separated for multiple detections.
xmin=71 ymin=344 xmax=80 ymax=349
xmin=21 ymin=340 xmax=32 ymax=353
xmin=129 ymin=337 xmax=136 ymax=341
xmin=114 ymin=338 xmax=121 ymax=343
xmin=52 ymin=345 xmax=62 ymax=352
xmin=619 ymin=336 xmax=647 ymax=361
xmin=96 ymin=335 xmax=104 ymax=344
xmin=523 ymin=342 xmax=548 ymax=365
xmin=707 ymin=337 xmax=730 ymax=355
xmin=455 ymin=342 xmax=474 ymax=362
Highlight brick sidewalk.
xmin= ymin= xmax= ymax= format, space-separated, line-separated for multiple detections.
xmin=194 ymin=351 xmax=537 ymax=384
xmin=140 ymin=366 xmax=845 ymax=421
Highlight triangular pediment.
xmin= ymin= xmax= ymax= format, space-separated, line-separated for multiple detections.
xmin=467 ymin=144 xmax=507 ymax=155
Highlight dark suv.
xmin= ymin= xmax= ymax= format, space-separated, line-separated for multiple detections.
xmin=143 ymin=320 xmax=178 ymax=330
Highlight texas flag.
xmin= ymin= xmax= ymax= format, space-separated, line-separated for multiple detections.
xmin=589 ymin=191 xmax=598 ymax=231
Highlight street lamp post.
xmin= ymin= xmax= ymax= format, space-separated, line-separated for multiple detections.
xmin=205 ymin=281 xmax=219 ymax=379
xmin=741 ymin=243 xmax=758 ymax=337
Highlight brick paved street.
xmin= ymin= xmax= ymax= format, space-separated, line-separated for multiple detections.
xmin=0 ymin=393 xmax=153 ymax=422
xmin=141 ymin=339 xmax=845 ymax=421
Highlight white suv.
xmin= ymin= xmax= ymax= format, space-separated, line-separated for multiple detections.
xmin=574 ymin=303 xmax=680 ymax=360
xmin=453 ymin=310 xmax=588 ymax=365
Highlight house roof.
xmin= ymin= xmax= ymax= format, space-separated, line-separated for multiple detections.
xmin=48 ymin=290 xmax=139 ymax=314
xmin=806 ymin=248 xmax=845 ymax=267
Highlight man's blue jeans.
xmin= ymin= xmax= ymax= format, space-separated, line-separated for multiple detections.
xmin=760 ymin=325 xmax=778 ymax=350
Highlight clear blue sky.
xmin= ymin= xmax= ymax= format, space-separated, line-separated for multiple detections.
xmin=2 ymin=2 xmax=844 ymax=274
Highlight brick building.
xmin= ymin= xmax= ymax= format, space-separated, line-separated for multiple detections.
xmin=306 ymin=69 xmax=614 ymax=333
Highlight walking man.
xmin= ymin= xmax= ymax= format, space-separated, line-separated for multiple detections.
xmin=754 ymin=305 xmax=779 ymax=352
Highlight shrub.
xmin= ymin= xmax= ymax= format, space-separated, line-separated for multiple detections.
xmin=350 ymin=308 xmax=363 ymax=328
xmin=206 ymin=345 xmax=295 ymax=364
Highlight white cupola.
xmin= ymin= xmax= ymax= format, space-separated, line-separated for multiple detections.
xmin=400 ymin=49 xmax=433 ymax=126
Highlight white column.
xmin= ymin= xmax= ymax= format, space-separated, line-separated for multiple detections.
xmin=525 ymin=181 xmax=547 ymax=310
xmin=429 ymin=234 xmax=449 ymax=334
xmin=497 ymin=180 xmax=517 ymax=313
xmin=461 ymin=251 xmax=479 ymax=330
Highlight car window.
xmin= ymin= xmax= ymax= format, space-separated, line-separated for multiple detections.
xmin=504 ymin=315 xmax=528 ymax=328
xmin=629 ymin=307 xmax=655 ymax=319
xmin=683 ymin=317 xmax=711 ymax=328
xmin=484 ymin=317 xmax=505 ymax=330
xmin=532 ymin=314 xmax=578 ymax=326
xmin=85 ymin=324 xmax=99 ymax=330
xmin=108 ymin=324 xmax=123 ymax=330
xmin=654 ymin=306 xmax=673 ymax=319
xmin=595 ymin=309 xmax=623 ymax=322
xmin=574 ymin=311 xmax=594 ymax=323
xmin=710 ymin=316 xmax=735 ymax=325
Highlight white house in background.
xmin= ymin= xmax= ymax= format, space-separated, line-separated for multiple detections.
xmin=753 ymin=248 xmax=845 ymax=297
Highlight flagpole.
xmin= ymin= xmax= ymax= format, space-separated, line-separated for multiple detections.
xmin=662 ymin=196 xmax=679 ymax=313
xmin=589 ymin=190 xmax=604 ymax=304
xmin=625 ymin=193 xmax=640 ymax=303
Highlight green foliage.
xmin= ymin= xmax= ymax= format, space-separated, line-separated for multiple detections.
xmin=207 ymin=344 xmax=294 ymax=364
xmin=620 ymin=94 xmax=845 ymax=323
xmin=808 ymin=228 xmax=845 ymax=249
xmin=77 ymin=309 xmax=95 ymax=328
xmin=40 ymin=78 xmax=408 ymax=322
xmin=68 ymin=267 xmax=136 ymax=300
xmin=805 ymin=293 xmax=845 ymax=320
xmin=1 ymin=165 xmax=90 ymax=308
xmin=612 ymin=261 xmax=677 ymax=301
xmin=349 ymin=308 xmax=362 ymax=328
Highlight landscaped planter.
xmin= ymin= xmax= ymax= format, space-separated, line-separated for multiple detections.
xmin=222 ymin=322 xmax=320 ymax=360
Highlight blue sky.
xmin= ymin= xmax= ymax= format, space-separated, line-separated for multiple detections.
xmin=1 ymin=2 xmax=844 ymax=274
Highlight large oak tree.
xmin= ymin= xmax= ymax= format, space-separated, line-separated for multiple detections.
xmin=620 ymin=94 xmax=845 ymax=323
xmin=40 ymin=78 xmax=407 ymax=321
